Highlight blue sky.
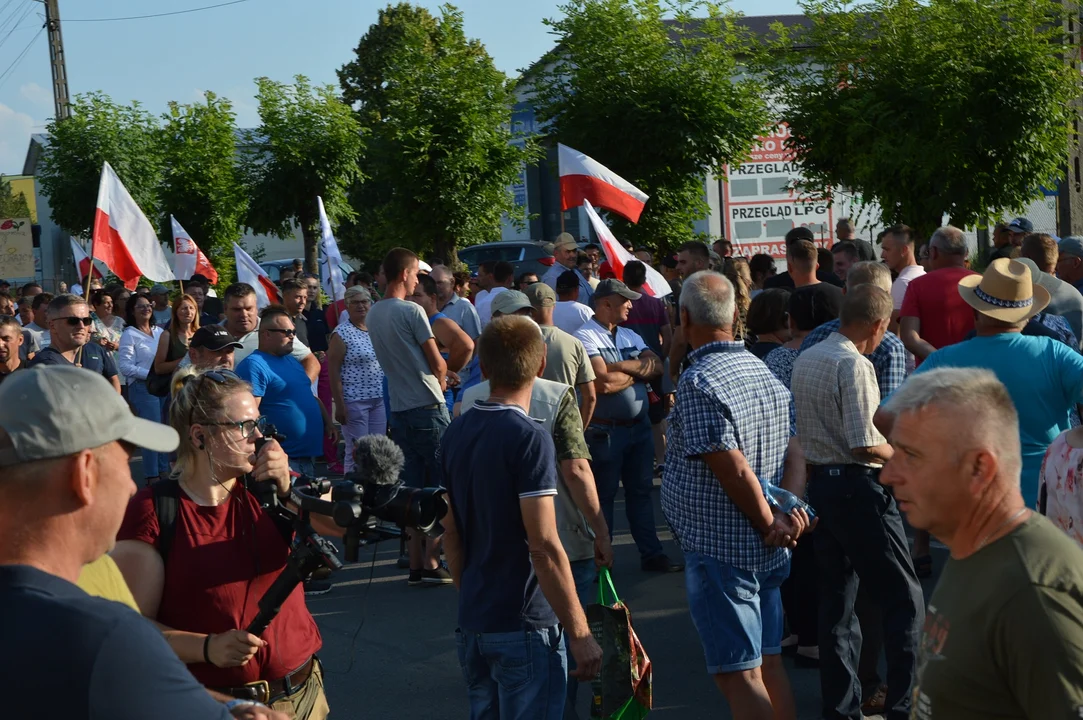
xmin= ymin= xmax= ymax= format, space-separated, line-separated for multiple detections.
xmin=0 ymin=0 xmax=802 ymax=175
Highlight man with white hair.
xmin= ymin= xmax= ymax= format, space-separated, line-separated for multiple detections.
xmin=663 ymin=270 xmax=808 ymax=718
xmin=898 ymin=226 xmax=978 ymax=363
xmin=792 ymin=284 xmax=924 ymax=720
xmin=881 ymin=368 xmax=1083 ymax=720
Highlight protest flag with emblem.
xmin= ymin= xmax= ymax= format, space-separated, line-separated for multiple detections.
xmin=171 ymin=216 xmax=219 ymax=284
xmin=584 ymin=200 xmax=671 ymax=298
xmin=233 ymin=242 xmax=280 ymax=308
xmin=92 ymin=162 xmax=175 ymax=290
xmin=559 ymin=144 xmax=649 ymax=224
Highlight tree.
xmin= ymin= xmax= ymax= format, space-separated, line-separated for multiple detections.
xmin=769 ymin=0 xmax=1079 ymax=238
xmin=37 ymin=92 xmax=163 ymax=239
xmin=160 ymin=92 xmax=247 ymax=285
xmin=338 ymin=3 xmax=535 ymax=265
xmin=0 ymin=176 xmax=31 ymax=219
xmin=533 ymin=0 xmax=772 ymax=249
xmin=244 ymin=76 xmax=364 ymax=274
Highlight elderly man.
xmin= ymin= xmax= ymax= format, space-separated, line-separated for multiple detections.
xmin=663 ymin=271 xmax=808 ymax=718
xmin=878 ymin=259 xmax=1083 ymax=509
xmin=0 ymin=366 xmax=287 ymax=719
xmin=881 ymin=368 xmax=1083 ymax=720
xmin=431 ymin=264 xmax=481 ymax=341
xmin=898 ymin=226 xmax=978 ymax=363
xmin=223 ymin=283 xmax=320 ymax=381
xmin=792 ymin=284 xmax=924 ymax=720
xmin=542 ymin=233 xmax=594 ymax=305
xmin=29 ymin=294 xmax=121 ymax=393
xmin=576 ymin=279 xmax=681 ymax=573
xmin=1019 ymin=233 xmax=1083 ymax=344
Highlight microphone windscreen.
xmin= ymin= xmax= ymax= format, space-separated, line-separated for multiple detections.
xmin=352 ymin=434 xmax=405 ymax=486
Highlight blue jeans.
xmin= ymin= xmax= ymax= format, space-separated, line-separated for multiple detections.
xmin=128 ymin=380 xmax=169 ymax=480
xmin=585 ymin=418 xmax=664 ymax=560
xmin=456 ymin=626 xmax=568 ymax=720
xmin=389 ymin=405 xmax=450 ymax=488
xmin=684 ymin=552 xmax=789 ymax=674
xmin=564 ymin=559 xmax=597 ymax=719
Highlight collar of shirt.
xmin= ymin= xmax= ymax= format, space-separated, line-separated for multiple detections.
xmin=687 ymin=340 xmax=745 ymax=364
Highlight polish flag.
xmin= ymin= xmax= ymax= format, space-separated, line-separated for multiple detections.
xmin=70 ymin=237 xmax=102 ymax=282
xmin=233 ymin=242 xmax=280 ymax=309
xmin=559 ymin=144 xmax=649 ymax=223
xmin=584 ymin=200 xmax=671 ymax=298
xmin=171 ymin=216 xmax=219 ymax=284
xmin=92 ymin=162 xmax=175 ymax=290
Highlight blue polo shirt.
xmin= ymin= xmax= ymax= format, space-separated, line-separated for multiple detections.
xmin=438 ymin=402 xmax=559 ymax=633
xmin=0 ymin=565 xmax=231 ymax=720
xmin=236 ymin=350 xmax=323 ymax=459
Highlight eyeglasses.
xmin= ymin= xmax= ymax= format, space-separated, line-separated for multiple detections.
xmin=206 ymin=415 xmax=268 ymax=439
xmin=55 ymin=316 xmax=93 ymax=327
xmin=265 ymin=328 xmax=296 ymax=337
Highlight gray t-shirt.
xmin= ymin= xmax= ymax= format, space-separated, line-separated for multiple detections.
xmin=366 ymin=297 xmax=443 ymax=412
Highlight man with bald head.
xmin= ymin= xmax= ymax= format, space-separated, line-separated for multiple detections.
xmin=882 ymin=368 xmax=1083 ymax=720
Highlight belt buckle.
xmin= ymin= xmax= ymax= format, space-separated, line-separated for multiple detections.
xmin=243 ymin=680 xmax=271 ymax=704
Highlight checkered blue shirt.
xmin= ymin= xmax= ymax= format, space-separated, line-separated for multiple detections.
xmin=661 ymin=341 xmax=791 ymax=572
xmin=800 ymin=320 xmax=910 ymax=398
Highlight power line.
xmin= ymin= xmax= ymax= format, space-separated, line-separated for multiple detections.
xmin=64 ymin=0 xmax=251 ymax=23
xmin=0 ymin=26 xmax=42 ymax=92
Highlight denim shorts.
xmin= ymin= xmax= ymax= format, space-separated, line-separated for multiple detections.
xmin=684 ymin=551 xmax=790 ymax=674
xmin=389 ymin=405 xmax=450 ymax=488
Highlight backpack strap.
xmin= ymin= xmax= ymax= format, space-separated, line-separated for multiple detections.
xmin=151 ymin=478 xmax=180 ymax=564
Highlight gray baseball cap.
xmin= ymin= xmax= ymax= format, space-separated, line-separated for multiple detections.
xmin=490 ymin=290 xmax=533 ymax=316
xmin=0 ymin=366 xmax=178 ymax=467
xmin=1060 ymin=236 xmax=1083 ymax=260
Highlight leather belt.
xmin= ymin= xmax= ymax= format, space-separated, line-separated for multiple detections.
xmin=214 ymin=656 xmax=315 ymax=705
xmin=590 ymin=417 xmax=641 ymax=428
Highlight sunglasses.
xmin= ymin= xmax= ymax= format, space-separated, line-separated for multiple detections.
xmin=266 ymin=328 xmax=296 ymax=337
xmin=206 ymin=415 xmax=268 ymax=439
xmin=55 ymin=316 xmax=94 ymax=327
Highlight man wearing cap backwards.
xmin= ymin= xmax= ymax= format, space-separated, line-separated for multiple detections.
xmin=575 ymin=279 xmax=683 ymax=573
xmin=877 ymin=258 xmax=1083 ymax=509
xmin=542 ymin=232 xmax=594 ymax=306
xmin=0 ymin=367 xmax=288 ymax=720
xmin=150 ymin=283 xmax=173 ymax=326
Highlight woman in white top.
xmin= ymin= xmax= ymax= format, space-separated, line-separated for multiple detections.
xmin=118 ymin=294 xmax=169 ymax=483
xmin=328 ymin=286 xmax=386 ymax=473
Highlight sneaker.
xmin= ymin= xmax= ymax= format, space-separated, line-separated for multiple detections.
xmin=421 ymin=562 xmax=454 ymax=585
xmin=640 ymin=554 xmax=684 ymax=573
xmin=303 ymin=579 xmax=333 ymax=596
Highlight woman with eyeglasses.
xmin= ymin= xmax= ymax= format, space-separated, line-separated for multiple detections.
xmin=119 ymin=295 xmax=170 ymax=483
xmin=154 ymin=293 xmax=200 ymax=377
xmin=328 ymin=286 xmax=386 ymax=472
xmin=112 ymin=367 xmax=331 ymax=719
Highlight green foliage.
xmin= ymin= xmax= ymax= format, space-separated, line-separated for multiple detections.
xmin=768 ymin=0 xmax=1079 ymax=238
xmin=534 ymin=0 xmax=772 ymax=249
xmin=38 ymin=92 xmax=163 ymax=239
xmin=244 ymin=76 xmax=364 ymax=274
xmin=0 ymin=176 xmax=31 ymax=219
xmin=338 ymin=3 xmax=536 ymax=265
xmin=159 ymin=92 xmax=247 ymax=286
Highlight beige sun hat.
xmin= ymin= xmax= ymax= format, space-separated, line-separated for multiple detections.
xmin=957 ymin=258 xmax=1050 ymax=323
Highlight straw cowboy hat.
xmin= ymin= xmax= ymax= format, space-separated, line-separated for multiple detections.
xmin=958 ymin=258 xmax=1050 ymax=323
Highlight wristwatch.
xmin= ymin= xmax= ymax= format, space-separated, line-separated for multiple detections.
xmin=224 ymin=699 xmax=268 ymax=713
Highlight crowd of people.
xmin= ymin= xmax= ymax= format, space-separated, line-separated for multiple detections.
xmin=4 ymin=219 xmax=1083 ymax=720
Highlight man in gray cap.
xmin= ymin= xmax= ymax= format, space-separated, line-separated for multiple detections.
xmin=542 ymin=232 xmax=593 ymax=305
xmin=1057 ymin=236 xmax=1083 ymax=295
xmin=149 ymin=283 xmax=173 ymax=326
xmin=575 ymin=279 xmax=682 ymax=573
xmin=0 ymin=366 xmax=287 ymax=719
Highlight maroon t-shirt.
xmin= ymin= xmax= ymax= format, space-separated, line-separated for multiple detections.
xmin=118 ymin=485 xmax=322 ymax=687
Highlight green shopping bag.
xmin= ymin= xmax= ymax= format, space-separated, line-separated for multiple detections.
xmin=586 ymin=568 xmax=652 ymax=719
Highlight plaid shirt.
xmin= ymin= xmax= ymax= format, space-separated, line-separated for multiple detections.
xmin=800 ymin=319 xmax=910 ymax=398
xmin=661 ymin=341 xmax=791 ymax=572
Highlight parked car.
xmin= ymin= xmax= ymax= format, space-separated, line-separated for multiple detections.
xmin=457 ymin=241 xmax=556 ymax=280
xmin=259 ymin=258 xmax=355 ymax=283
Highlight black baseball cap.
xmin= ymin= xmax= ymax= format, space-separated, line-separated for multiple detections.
xmin=190 ymin=326 xmax=242 ymax=351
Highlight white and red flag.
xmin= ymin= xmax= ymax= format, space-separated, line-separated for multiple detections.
xmin=171 ymin=215 xmax=219 ymax=284
xmin=92 ymin=162 xmax=174 ymax=290
xmin=584 ymin=200 xmax=671 ymax=298
xmin=70 ymin=237 xmax=102 ymax=282
xmin=559 ymin=144 xmax=649 ymax=223
xmin=233 ymin=242 xmax=280 ymax=309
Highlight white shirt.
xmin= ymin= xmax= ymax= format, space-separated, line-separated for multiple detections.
xmin=891 ymin=264 xmax=926 ymax=310
xmin=475 ymin=286 xmax=508 ymax=328
xmin=118 ymin=326 xmax=164 ymax=381
xmin=552 ymin=301 xmax=595 ymax=336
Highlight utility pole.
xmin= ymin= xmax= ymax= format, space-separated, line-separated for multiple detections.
xmin=43 ymin=0 xmax=70 ymax=121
